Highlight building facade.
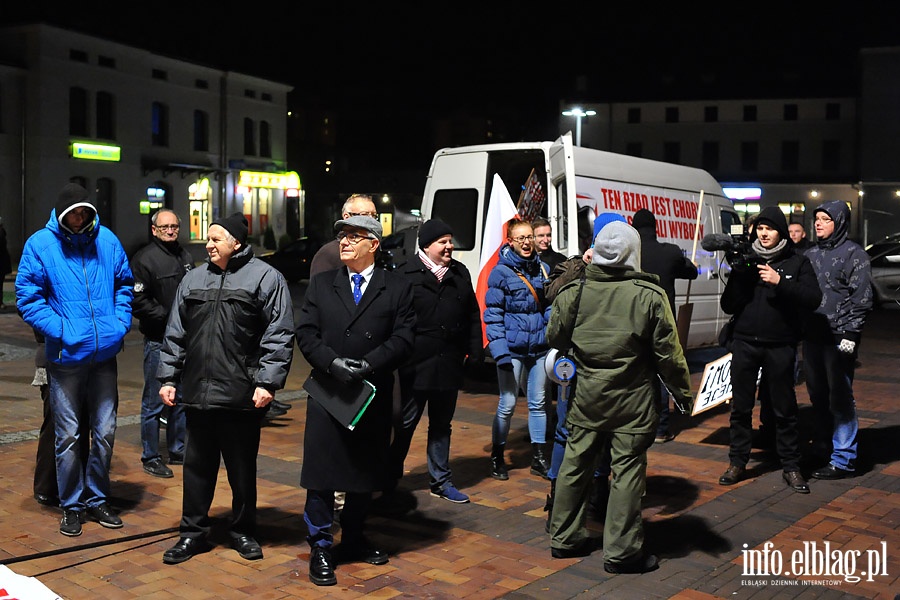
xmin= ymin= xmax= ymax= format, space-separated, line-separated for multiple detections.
xmin=560 ymin=47 xmax=900 ymax=245
xmin=0 ymin=24 xmax=301 ymax=265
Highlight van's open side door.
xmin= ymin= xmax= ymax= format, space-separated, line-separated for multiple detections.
xmin=548 ymin=134 xmax=578 ymax=258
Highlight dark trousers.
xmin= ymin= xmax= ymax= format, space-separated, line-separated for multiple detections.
xmin=304 ymin=489 xmax=372 ymax=549
xmin=728 ymin=340 xmax=801 ymax=471
xmin=180 ymin=408 xmax=264 ymax=541
xmin=388 ymin=369 xmax=459 ymax=492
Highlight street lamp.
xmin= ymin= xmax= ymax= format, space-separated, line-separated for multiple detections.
xmin=562 ymin=107 xmax=596 ymax=147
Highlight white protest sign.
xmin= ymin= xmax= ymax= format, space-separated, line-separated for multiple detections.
xmin=693 ymin=353 xmax=734 ymax=415
xmin=692 ymin=352 xmax=762 ymax=416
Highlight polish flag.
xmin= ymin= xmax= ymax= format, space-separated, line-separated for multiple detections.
xmin=475 ymin=173 xmax=520 ymax=348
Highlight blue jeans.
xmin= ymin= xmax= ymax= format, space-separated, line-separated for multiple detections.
xmin=803 ymin=340 xmax=858 ymax=472
xmin=492 ymin=355 xmax=547 ymax=446
xmin=48 ymin=358 xmax=119 ymax=511
xmin=140 ymin=339 xmax=185 ymax=463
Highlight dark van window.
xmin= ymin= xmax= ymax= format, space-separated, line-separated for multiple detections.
xmin=432 ymin=189 xmax=479 ymax=251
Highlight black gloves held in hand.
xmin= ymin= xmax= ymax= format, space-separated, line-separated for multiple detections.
xmin=330 ymin=358 xmax=359 ymax=384
xmin=329 ymin=358 xmax=372 ymax=384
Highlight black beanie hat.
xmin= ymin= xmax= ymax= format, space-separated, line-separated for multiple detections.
xmin=213 ymin=212 xmax=249 ymax=245
xmin=418 ymin=219 xmax=453 ymax=249
xmin=751 ymin=206 xmax=789 ymax=243
xmin=631 ymin=208 xmax=656 ymax=231
xmin=56 ymin=183 xmax=96 ymax=224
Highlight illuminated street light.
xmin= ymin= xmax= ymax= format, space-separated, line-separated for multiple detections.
xmin=562 ymin=107 xmax=597 ymax=147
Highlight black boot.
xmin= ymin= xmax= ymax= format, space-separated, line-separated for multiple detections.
xmin=530 ymin=443 xmax=550 ymax=480
xmin=544 ymin=479 xmax=556 ymax=533
xmin=490 ymin=444 xmax=509 ymax=480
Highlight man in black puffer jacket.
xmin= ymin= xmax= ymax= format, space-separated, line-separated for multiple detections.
xmin=717 ymin=206 xmax=822 ymax=493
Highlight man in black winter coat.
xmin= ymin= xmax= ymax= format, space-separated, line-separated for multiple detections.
xmin=716 ymin=206 xmax=822 ymax=493
xmin=630 ymin=209 xmax=698 ymax=442
xmin=131 ymin=208 xmax=193 ymax=479
xmin=296 ymin=215 xmax=415 ymax=586
xmin=381 ymin=219 xmax=483 ymax=506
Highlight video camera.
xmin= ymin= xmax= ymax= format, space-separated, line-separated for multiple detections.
xmin=700 ymin=225 xmax=763 ymax=271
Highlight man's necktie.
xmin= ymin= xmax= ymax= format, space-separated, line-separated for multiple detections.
xmin=352 ymin=274 xmax=364 ymax=304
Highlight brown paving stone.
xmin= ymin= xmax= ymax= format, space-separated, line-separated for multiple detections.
xmin=2 ymin=309 xmax=900 ymax=598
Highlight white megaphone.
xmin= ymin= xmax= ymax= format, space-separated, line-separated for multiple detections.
xmin=544 ymin=348 xmax=576 ymax=384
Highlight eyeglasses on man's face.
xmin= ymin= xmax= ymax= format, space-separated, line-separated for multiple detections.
xmin=814 ymin=216 xmax=833 ymax=224
xmin=154 ymin=224 xmax=180 ymax=231
xmin=337 ymin=231 xmax=374 ymax=244
xmin=348 ymin=211 xmax=378 ymax=218
xmin=510 ymin=235 xmax=535 ymax=243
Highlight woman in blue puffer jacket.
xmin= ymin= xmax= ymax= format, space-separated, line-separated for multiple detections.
xmin=484 ymin=219 xmax=552 ymax=481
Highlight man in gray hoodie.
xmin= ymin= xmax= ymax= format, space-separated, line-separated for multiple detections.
xmin=546 ymin=221 xmax=692 ymax=574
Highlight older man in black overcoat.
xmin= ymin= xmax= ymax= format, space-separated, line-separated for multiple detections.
xmin=295 ymin=215 xmax=415 ymax=586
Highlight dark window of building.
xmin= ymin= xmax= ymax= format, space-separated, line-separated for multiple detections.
xmin=98 ymin=55 xmax=115 ymax=68
xmin=193 ymin=110 xmax=209 ymax=151
xmin=822 ymin=140 xmax=840 ymax=171
xmin=783 ymin=104 xmax=798 ymax=121
xmin=244 ymin=89 xmax=256 ymax=99
xmin=781 ymin=141 xmax=799 ymax=171
xmin=69 ymin=49 xmax=88 ymax=63
xmin=195 ymin=79 xmax=209 ymax=89
xmin=243 ymin=118 xmax=256 ymax=155
xmin=743 ymin=105 xmax=757 ymax=122
xmin=627 ymin=107 xmax=641 ymax=124
xmin=663 ymin=141 xmax=680 ymax=164
xmin=826 ymin=102 xmax=841 ymax=120
xmin=152 ymin=68 xmax=167 ymax=81
xmin=702 ymin=141 xmax=719 ymax=171
xmin=96 ymin=91 xmax=115 ymax=140
xmin=259 ymin=121 xmax=271 ymax=157
xmin=625 ymin=142 xmax=642 ymax=157
xmin=261 ymin=92 xmax=273 ymax=102
xmin=151 ymin=102 xmax=169 ymax=147
xmin=69 ymin=87 xmax=89 ymax=136
xmin=665 ymin=106 xmax=679 ymax=123
xmin=741 ymin=141 xmax=759 ymax=171
xmin=96 ymin=178 xmax=114 ymax=230
xmin=704 ymin=106 xmax=718 ymax=122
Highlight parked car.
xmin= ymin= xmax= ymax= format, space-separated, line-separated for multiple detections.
xmin=376 ymin=225 xmax=419 ymax=271
xmin=866 ymin=233 xmax=900 ymax=307
xmin=257 ymin=237 xmax=319 ymax=283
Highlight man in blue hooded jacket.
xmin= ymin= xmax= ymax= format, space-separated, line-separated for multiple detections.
xmin=16 ymin=182 xmax=134 ymax=537
xmin=803 ymin=200 xmax=873 ymax=480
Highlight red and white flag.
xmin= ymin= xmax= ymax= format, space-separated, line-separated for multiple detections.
xmin=475 ymin=173 xmax=520 ymax=348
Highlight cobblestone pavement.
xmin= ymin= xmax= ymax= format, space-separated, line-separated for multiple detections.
xmin=0 ymin=304 xmax=897 ymax=599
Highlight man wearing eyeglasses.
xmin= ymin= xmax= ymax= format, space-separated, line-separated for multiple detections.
xmin=803 ymin=201 xmax=873 ymax=481
xmin=309 ymin=194 xmax=378 ymax=278
xmin=296 ymin=215 xmax=415 ymax=586
xmin=130 ymin=209 xmax=194 ymax=479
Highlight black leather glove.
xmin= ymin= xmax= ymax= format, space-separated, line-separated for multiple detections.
xmin=329 ymin=358 xmax=358 ymax=384
xmin=347 ymin=359 xmax=373 ymax=379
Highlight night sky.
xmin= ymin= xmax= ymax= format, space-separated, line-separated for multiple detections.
xmin=4 ymin=3 xmax=900 ymax=172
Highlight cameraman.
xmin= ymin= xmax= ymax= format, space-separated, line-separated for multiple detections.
xmin=717 ymin=207 xmax=822 ymax=493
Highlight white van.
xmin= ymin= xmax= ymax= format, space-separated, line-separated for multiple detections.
xmin=419 ymin=133 xmax=743 ymax=349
